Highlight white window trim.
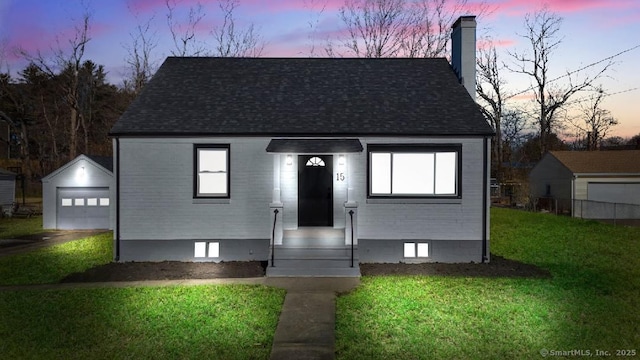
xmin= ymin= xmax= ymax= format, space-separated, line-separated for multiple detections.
xmin=194 ymin=144 xmax=230 ymax=198
xmin=368 ymin=145 xmax=461 ymax=198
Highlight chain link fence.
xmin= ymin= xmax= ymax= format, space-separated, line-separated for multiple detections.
xmin=532 ymin=197 xmax=640 ymax=226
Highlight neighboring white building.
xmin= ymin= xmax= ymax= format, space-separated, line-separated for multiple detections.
xmin=0 ymin=168 xmax=16 ymax=214
xmin=109 ymin=16 xmax=494 ymax=276
xmin=42 ymin=155 xmax=114 ymax=230
xmin=529 ymin=150 xmax=640 ymax=219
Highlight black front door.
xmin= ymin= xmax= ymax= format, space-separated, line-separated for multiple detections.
xmin=298 ymin=155 xmax=333 ymax=226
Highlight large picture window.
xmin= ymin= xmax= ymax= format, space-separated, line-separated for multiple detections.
xmin=194 ymin=144 xmax=230 ymax=198
xmin=368 ymin=145 xmax=461 ymax=197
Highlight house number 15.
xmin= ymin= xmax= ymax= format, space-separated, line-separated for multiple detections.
xmin=336 ymin=173 xmax=345 ymax=182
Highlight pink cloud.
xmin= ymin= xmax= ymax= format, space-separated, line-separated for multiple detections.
xmin=493 ymin=0 xmax=638 ymax=16
xmin=242 ymin=0 xmax=345 ymax=13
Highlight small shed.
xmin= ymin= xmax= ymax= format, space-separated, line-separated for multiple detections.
xmin=42 ymin=154 xmax=114 ymax=230
xmin=0 ymin=168 xmax=16 ymax=214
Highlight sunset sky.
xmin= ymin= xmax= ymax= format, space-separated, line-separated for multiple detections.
xmin=1 ymin=0 xmax=639 ymax=139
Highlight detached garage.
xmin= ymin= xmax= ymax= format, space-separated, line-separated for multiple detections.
xmin=42 ymin=155 xmax=114 ymax=230
xmin=529 ymin=150 xmax=640 ymax=219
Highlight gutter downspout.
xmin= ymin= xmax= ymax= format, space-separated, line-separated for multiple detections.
xmin=482 ymin=136 xmax=489 ymax=263
xmin=115 ymin=137 xmax=121 ymax=261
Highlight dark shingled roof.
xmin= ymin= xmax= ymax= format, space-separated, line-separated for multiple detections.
xmin=87 ymin=155 xmax=114 ymax=172
xmin=110 ymin=57 xmax=494 ymax=137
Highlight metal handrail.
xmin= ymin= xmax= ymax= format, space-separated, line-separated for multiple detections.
xmin=349 ymin=210 xmax=354 ymax=268
xmin=271 ymin=209 xmax=279 ymax=267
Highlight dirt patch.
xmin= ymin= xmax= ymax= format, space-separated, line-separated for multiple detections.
xmin=361 ymin=255 xmax=551 ymax=278
xmin=60 ymin=255 xmax=549 ymax=283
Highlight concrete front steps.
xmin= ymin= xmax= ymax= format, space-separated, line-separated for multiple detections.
xmin=266 ymin=228 xmax=360 ymax=277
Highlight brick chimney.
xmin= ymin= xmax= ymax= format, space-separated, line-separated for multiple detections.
xmin=451 ymin=16 xmax=477 ymax=101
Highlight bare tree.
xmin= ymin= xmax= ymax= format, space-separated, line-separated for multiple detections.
xmin=166 ymin=0 xmax=207 ymax=56
xmin=18 ymin=10 xmax=92 ymax=159
xmin=123 ymin=12 xmax=159 ymax=94
xmin=303 ymin=0 xmax=328 ymax=57
xmin=0 ymin=71 xmax=34 ymax=188
xmin=339 ymin=0 xmax=407 ymax=58
xmin=476 ymin=42 xmax=506 ymax=178
xmin=337 ymin=0 xmax=487 ymax=58
xmin=571 ymin=87 xmax=618 ymax=150
xmin=403 ymin=0 xmax=476 ymax=57
xmin=212 ymin=0 xmax=264 ymax=57
xmin=507 ymin=8 xmax=611 ymax=155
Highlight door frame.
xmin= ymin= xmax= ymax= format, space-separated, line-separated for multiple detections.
xmin=297 ymin=155 xmax=334 ymax=227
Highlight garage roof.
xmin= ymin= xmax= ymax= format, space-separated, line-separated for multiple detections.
xmin=550 ymin=150 xmax=640 ymax=174
xmin=42 ymin=154 xmax=113 ymax=181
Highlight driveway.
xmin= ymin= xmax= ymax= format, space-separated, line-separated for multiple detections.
xmin=0 ymin=230 xmax=109 ymax=257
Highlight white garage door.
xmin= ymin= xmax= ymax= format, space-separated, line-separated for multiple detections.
xmin=57 ymin=188 xmax=110 ymax=230
xmin=587 ymin=183 xmax=640 ymax=205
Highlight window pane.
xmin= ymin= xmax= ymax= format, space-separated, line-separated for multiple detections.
xmin=194 ymin=242 xmax=206 ymax=257
xmin=61 ymin=198 xmax=72 ymax=206
xmin=404 ymin=243 xmax=416 ymax=257
xmin=99 ymin=198 xmax=110 ymax=206
xmin=199 ymin=173 xmax=227 ymax=195
xmin=74 ymin=198 xmax=85 ymax=206
xmin=371 ymin=153 xmax=391 ymax=194
xmin=208 ymin=242 xmax=220 ymax=257
xmin=435 ymin=152 xmax=457 ymax=194
xmin=392 ymin=153 xmax=434 ymax=194
xmin=417 ymin=243 xmax=429 ymax=257
xmin=199 ymin=149 xmax=227 ymax=172
xmin=87 ymin=198 xmax=98 ymax=206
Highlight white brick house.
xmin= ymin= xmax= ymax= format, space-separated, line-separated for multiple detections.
xmin=110 ymin=17 xmax=493 ymax=276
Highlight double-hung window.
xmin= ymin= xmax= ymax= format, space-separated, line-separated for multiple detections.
xmin=194 ymin=144 xmax=230 ymax=198
xmin=368 ymin=144 xmax=461 ymax=198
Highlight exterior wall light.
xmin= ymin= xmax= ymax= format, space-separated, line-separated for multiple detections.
xmin=286 ymin=155 xmax=293 ymax=166
xmin=77 ymin=166 xmax=86 ymax=179
xmin=339 ymin=155 xmax=345 ymax=166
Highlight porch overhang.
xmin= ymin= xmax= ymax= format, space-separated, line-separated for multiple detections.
xmin=266 ymin=139 xmax=363 ymax=153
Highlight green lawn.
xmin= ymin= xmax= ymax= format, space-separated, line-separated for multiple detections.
xmin=0 ymin=215 xmax=44 ymax=238
xmin=0 ymin=285 xmax=286 ymax=360
xmin=336 ymin=208 xmax=640 ymax=359
xmin=0 ymin=232 xmax=113 ymax=285
xmin=0 ymin=225 xmax=285 ymax=359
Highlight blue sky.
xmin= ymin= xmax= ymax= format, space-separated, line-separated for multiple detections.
xmin=1 ymin=0 xmax=639 ymax=138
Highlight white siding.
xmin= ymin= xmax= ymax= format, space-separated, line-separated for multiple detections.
xmin=355 ymin=137 xmax=485 ymax=241
xmin=119 ymin=137 xmax=272 ymax=240
xmin=0 ymin=177 xmax=15 ymax=206
xmin=118 ymin=136 xmax=488 ymax=244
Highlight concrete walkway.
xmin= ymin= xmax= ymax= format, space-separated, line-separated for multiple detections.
xmin=0 ymin=276 xmax=360 ymax=360
xmin=266 ymin=278 xmax=360 ymax=360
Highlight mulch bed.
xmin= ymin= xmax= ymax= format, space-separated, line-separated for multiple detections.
xmin=60 ymin=254 xmax=550 ymax=283
xmin=360 ymin=255 xmax=551 ymax=278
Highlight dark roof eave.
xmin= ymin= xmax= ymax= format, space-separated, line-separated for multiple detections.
xmin=109 ymin=131 xmax=496 ymax=138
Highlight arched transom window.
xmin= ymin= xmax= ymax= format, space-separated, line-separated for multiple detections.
xmin=306 ymin=156 xmax=325 ymax=167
